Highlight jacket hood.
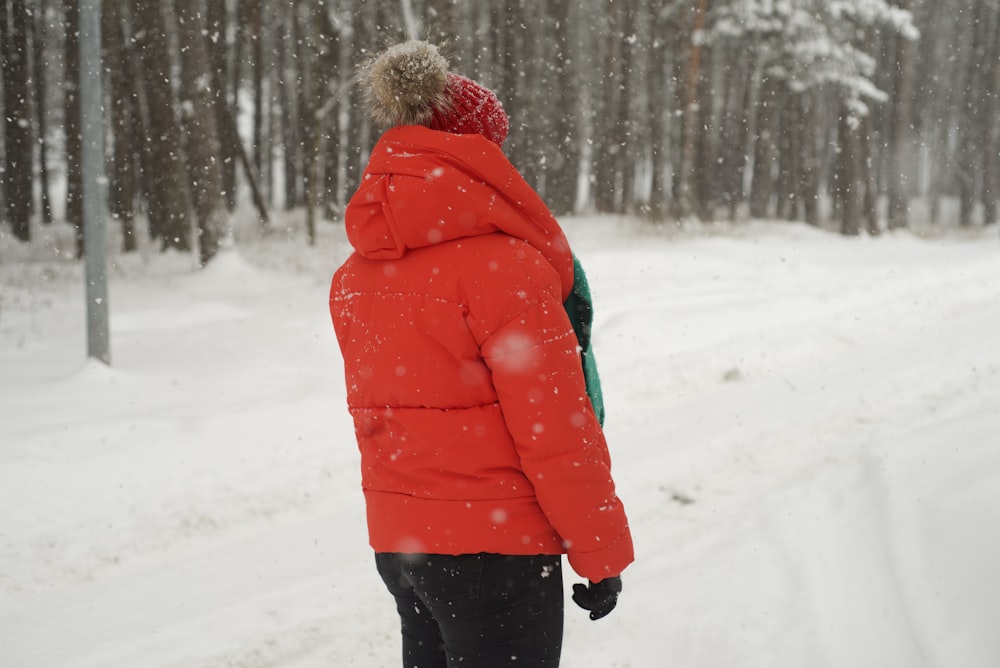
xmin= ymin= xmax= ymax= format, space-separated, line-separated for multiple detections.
xmin=344 ymin=125 xmax=574 ymax=300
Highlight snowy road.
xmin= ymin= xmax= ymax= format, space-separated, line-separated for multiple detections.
xmin=2 ymin=218 xmax=999 ymax=667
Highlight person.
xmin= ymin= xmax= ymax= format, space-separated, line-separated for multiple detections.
xmin=329 ymin=40 xmax=634 ymax=668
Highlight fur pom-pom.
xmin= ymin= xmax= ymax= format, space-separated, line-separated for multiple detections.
xmin=363 ymin=40 xmax=452 ymax=128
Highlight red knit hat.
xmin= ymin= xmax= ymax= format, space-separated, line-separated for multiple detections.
xmin=364 ymin=41 xmax=510 ymax=146
xmin=428 ymin=74 xmax=510 ymax=147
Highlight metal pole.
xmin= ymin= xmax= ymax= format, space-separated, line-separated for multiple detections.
xmin=80 ymin=0 xmax=110 ymax=364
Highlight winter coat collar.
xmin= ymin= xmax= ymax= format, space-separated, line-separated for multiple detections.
xmin=344 ymin=125 xmax=575 ymax=300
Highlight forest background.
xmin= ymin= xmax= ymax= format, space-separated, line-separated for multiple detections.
xmin=1 ymin=0 xmax=999 ymax=265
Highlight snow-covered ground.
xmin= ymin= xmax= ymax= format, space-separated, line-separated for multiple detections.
xmin=2 ymin=213 xmax=998 ymax=667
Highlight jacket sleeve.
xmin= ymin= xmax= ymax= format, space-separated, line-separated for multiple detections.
xmin=467 ymin=242 xmax=634 ymax=581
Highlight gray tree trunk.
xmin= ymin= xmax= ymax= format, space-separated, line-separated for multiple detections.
xmin=676 ymin=0 xmax=709 ymax=219
xmin=800 ymin=91 xmax=820 ymax=227
xmin=103 ymin=0 xmax=137 ymax=251
xmin=1 ymin=0 xmax=33 ymax=241
xmin=133 ymin=0 xmax=191 ymax=251
xmin=206 ymin=0 xmax=237 ymax=211
xmin=175 ymin=0 xmax=228 ymax=264
xmin=839 ymin=106 xmax=864 ymax=236
xmin=981 ymin=4 xmax=1000 ymax=226
xmin=248 ymin=0 xmax=267 ymax=204
xmin=593 ymin=1 xmax=622 ymax=212
xmin=646 ymin=6 xmax=672 ymax=221
xmin=957 ymin=0 xmax=991 ymax=226
xmin=63 ymin=0 xmax=84 ymax=253
xmin=749 ymin=77 xmax=779 ymax=219
xmin=887 ymin=0 xmax=915 ymax=230
xmin=31 ymin=0 xmax=54 ymax=225
xmin=861 ymin=113 xmax=880 ymax=235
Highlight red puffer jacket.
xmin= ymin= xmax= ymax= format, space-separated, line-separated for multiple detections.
xmin=330 ymin=125 xmax=633 ymax=581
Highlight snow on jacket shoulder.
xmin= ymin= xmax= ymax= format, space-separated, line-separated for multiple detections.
xmin=330 ymin=125 xmax=633 ymax=581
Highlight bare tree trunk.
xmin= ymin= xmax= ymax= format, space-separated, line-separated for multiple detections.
xmin=780 ymin=92 xmax=802 ymax=221
xmin=500 ymin=1 xmax=530 ymax=177
xmin=887 ymin=0 xmax=915 ymax=230
xmin=750 ymin=77 xmax=779 ymax=219
xmin=103 ymin=0 xmax=137 ymax=251
xmin=516 ymin=2 xmax=544 ymax=188
xmin=592 ymin=2 xmax=622 ymax=213
xmin=617 ymin=0 xmax=639 ymax=213
xmin=31 ymin=0 xmax=54 ymax=225
xmin=839 ymin=106 xmax=864 ymax=236
xmin=133 ymin=0 xmax=191 ymax=252
xmin=63 ymin=0 xmax=84 ymax=252
xmin=921 ymin=2 xmax=962 ymax=225
xmin=472 ymin=3 xmax=499 ymax=82
xmin=646 ymin=5 xmax=671 ymax=221
xmin=291 ymin=0 xmax=308 ymax=210
xmin=302 ymin=0 xmax=318 ymax=247
xmin=278 ymin=1 xmax=299 ymax=211
xmin=693 ymin=7 xmax=715 ymax=221
xmin=425 ymin=0 xmax=461 ymax=63
xmin=677 ymin=0 xmax=708 ymax=219
xmin=957 ymin=0 xmax=991 ymax=226
xmin=203 ymin=51 xmax=269 ymax=227
xmin=543 ymin=0 xmax=578 ymax=215
xmin=175 ymin=0 xmax=228 ymax=264
xmin=248 ymin=0 xmax=268 ymax=205
xmin=718 ymin=41 xmax=755 ymax=221
xmin=1 ymin=0 xmax=33 ymax=241
xmin=861 ymin=113 xmax=880 ymax=235
xmin=1 ymin=0 xmax=8 ymax=222
xmin=342 ymin=0 xmax=372 ymax=197
xmin=981 ymin=5 xmax=1000 ymax=226
xmin=800 ymin=91 xmax=820 ymax=227
xmin=206 ymin=0 xmax=237 ymax=210
xmin=116 ymin=1 xmax=154 ymax=235
xmin=318 ymin=6 xmax=345 ymax=218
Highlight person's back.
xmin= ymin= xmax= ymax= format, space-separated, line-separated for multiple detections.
xmin=335 ymin=227 xmax=618 ymax=556
xmin=329 ymin=40 xmax=633 ymax=668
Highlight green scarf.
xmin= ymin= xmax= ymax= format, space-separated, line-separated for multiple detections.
xmin=563 ymin=255 xmax=605 ymax=425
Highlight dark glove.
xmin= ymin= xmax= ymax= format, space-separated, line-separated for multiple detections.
xmin=572 ymin=576 xmax=622 ymax=620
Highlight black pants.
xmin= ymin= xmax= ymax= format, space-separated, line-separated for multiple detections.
xmin=375 ymin=552 xmax=564 ymax=668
